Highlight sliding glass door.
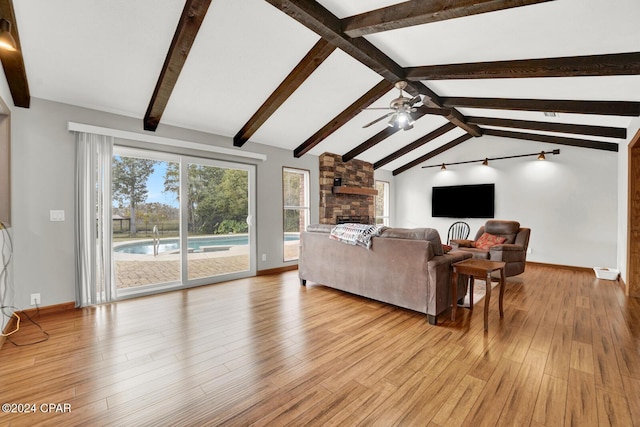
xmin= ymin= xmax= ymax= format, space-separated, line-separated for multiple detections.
xmin=184 ymin=158 xmax=254 ymax=284
xmin=112 ymin=147 xmax=256 ymax=296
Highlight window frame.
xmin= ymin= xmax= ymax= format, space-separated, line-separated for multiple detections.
xmin=375 ymin=180 xmax=390 ymax=226
xmin=282 ymin=167 xmax=310 ymax=262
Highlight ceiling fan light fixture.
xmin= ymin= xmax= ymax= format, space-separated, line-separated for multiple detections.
xmin=406 ymin=112 xmax=416 ymax=126
xmin=0 ymin=18 xmax=17 ymax=52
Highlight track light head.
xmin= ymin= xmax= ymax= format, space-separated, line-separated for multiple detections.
xmin=0 ymin=18 xmax=17 ymax=52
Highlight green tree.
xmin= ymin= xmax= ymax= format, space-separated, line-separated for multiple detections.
xmin=163 ymin=164 xmax=247 ymax=235
xmin=196 ymin=169 xmax=248 ymax=234
xmin=112 ymin=156 xmax=157 ymax=236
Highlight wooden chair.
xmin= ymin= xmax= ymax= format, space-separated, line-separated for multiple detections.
xmin=447 ymin=221 xmax=470 ymax=245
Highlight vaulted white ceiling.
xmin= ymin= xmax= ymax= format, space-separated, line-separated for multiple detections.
xmin=9 ymin=0 xmax=640 ymax=173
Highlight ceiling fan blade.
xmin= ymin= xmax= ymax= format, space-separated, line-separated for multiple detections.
xmin=362 ymin=112 xmax=392 ymax=128
xmin=362 ymin=107 xmax=393 ymax=110
xmin=409 ymin=95 xmax=422 ymax=106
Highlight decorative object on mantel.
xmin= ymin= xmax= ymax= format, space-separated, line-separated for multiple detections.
xmin=333 ymin=177 xmax=342 ymax=186
xmin=423 ymin=149 xmax=560 ymax=170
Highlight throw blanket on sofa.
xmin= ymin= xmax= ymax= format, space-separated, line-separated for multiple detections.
xmin=329 ymin=223 xmax=385 ymax=249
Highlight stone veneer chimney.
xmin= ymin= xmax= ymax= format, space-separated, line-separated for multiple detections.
xmin=319 ymin=153 xmax=376 ymax=224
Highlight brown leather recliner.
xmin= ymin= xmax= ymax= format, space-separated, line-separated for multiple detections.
xmin=450 ymin=220 xmax=531 ymax=277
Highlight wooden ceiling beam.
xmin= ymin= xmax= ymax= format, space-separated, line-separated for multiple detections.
xmin=341 ymin=108 xmax=433 ymax=162
xmin=341 ymin=126 xmax=401 ymax=163
xmin=467 ymin=116 xmax=627 ymax=139
xmin=0 ymin=0 xmax=30 ymax=108
xmin=442 ymin=97 xmax=640 ymax=116
xmin=446 ymin=107 xmax=481 ymax=137
xmin=342 ymin=0 xmax=554 ymax=37
xmin=293 ymin=79 xmax=393 ymax=157
xmin=483 ymin=128 xmax=619 ymax=151
xmin=234 ymin=39 xmax=336 ymax=147
xmin=406 ymin=52 xmax=640 ymax=80
xmin=392 ymin=134 xmax=473 ymax=175
xmin=373 ymin=122 xmax=456 ymax=169
xmin=144 ymin=0 xmax=212 ymax=132
xmin=264 ymin=0 xmax=405 ymax=84
xmin=264 ymin=0 xmax=482 ymax=150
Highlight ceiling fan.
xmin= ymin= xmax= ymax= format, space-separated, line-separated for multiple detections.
xmin=363 ymin=81 xmax=422 ymax=131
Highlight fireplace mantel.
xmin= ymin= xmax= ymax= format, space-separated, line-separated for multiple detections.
xmin=332 ymin=186 xmax=378 ymax=196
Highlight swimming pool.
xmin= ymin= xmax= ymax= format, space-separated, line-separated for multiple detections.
xmin=114 ymin=234 xmax=299 ymax=255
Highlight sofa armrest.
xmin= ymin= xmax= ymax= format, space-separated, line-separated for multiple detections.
xmin=450 ymin=239 xmax=475 ymax=250
xmin=489 ymin=243 xmax=525 ymax=262
xmin=426 ymin=251 xmax=473 ymax=321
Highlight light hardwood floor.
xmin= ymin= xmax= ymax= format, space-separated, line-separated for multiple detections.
xmin=1 ymin=264 xmax=639 ymax=426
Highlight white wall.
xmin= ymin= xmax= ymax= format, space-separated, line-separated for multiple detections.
xmin=393 ymin=134 xmax=618 ymax=269
xmin=9 ymin=97 xmax=318 ymax=310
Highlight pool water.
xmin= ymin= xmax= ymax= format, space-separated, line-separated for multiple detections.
xmin=115 ymin=234 xmax=299 ymax=255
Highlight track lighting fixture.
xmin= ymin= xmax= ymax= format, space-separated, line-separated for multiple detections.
xmin=422 ymin=149 xmax=560 ymax=170
xmin=0 ymin=18 xmax=17 ymax=52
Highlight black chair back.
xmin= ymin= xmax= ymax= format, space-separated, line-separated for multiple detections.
xmin=447 ymin=221 xmax=470 ymax=244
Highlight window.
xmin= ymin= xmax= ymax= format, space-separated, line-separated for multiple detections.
xmin=375 ymin=180 xmax=390 ymax=226
xmin=283 ymin=168 xmax=310 ymax=261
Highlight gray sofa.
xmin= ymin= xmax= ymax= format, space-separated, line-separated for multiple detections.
xmin=298 ymin=224 xmax=472 ymax=325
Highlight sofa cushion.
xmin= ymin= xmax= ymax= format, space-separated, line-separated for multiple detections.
xmin=379 ymin=227 xmax=444 ymax=256
xmin=475 ymin=232 xmax=507 ymax=250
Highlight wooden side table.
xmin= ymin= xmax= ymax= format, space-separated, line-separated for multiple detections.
xmin=451 ymin=258 xmax=506 ymax=332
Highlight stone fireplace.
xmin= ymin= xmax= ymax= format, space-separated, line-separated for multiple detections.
xmin=319 ymin=153 xmax=378 ymax=224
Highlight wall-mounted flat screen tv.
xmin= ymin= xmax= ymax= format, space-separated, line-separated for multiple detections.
xmin=431 ymin=183 xmax=495 ymax=218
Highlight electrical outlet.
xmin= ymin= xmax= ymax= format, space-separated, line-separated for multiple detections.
xmin=30 ymin=293 xmax=41 ymax=306
xmin=50 ymin=210 xmax=65 ymax=221
xmin=527 ymin=247 xmax=532 ymax=254
xmin=261 ymin=253 xmax=267 ymax=262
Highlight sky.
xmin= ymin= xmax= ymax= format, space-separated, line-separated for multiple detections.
xmin=145 ymin=162 xmax=177 ymax=206
xmin=112 ymin=160 xmax=179 ymax=209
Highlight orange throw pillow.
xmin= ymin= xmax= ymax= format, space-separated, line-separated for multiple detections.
xmin=474 ymin=232 xmax=506 ymax=250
